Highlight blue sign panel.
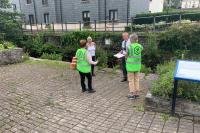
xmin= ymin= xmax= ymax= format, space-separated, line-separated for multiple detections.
xmin=174 ymin=60 xmax=200 ymax=82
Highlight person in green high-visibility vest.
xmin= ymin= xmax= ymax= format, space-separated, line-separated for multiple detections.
xmin=76 ymin=40 xmax=98 ymax=93
xmin=126 ymin=33 xmax=143 ymax=100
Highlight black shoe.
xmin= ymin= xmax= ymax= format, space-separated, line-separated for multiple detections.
xmin=135 ymin=95 xmax=140 ymax=98
xmin=88 ymin=90 xmax=96 ymax=93
xmin=121 ymin=78 xmax=127 ymax=82
xmin=82 ymin=89 xmax=87 ymax=93
xmin=127 ymin=95 xmax=136 ymax=100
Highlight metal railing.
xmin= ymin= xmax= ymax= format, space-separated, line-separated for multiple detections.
xmin=22 ymin=13 xmax=200 ymax=34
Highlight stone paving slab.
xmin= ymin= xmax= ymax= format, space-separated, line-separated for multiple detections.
xmin=0 ymin=61 xmax=200 ymax=133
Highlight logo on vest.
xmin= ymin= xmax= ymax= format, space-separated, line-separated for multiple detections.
xmin=134 ymin=46 xmax=141 ymax=55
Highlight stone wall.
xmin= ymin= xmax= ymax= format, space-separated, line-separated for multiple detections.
xmin=0 ymin=48 xmax=23 ymax=65
xmin=145 ymin=91 xmax=200 ymax=116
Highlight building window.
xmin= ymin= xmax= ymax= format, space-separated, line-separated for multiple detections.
xmin=27 ymin=0 xmax=32 ymax=4
xmin=42 ymin=0 xmax=48 ymax=5
xmin=82 ymin=11 xmax=90 ymax=26
xmin=81 ymin=0 xmax=89 ymax=2
xmin=44 ymin=13 xmax=49 ymax=24
xmin=12 ymin=4 xmax=17 ymax=11
xmin=109 ymin=10 xmax=118 ymax=21
xmin=29 ymin=14 xmax=35 ymax=24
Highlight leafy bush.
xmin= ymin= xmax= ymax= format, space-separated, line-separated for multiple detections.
xmin=135 ymin=11 xmax=200 ymax=24
xmin=0 ymin=43 xmax=4 ymax=50
xmin=62 ymin=44 xmax=79 ymax=61
xmin=143 ymin=33 xmax=161 ymax=70
xmin=0 ymin=42 xmax=15 ymax=50
xmin=151 ymin=61 xmax=200 ymax=103
xmin=158 ymin=24 xmax=200 ymax=60
xmin=42 ymin=42 xmax=61 ymax=54
xmin=141 ymin=65 xmax=152 ymax=75
xmin=41 ymin=53 xmax=62 ymax=61
xmin=22 ymin=53 xmax=30 ymax=61
xmin=96 ymin=46 xmax=108 ymax=67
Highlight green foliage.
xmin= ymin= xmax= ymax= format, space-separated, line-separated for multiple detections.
xmin=96 ymin=46 xmax=108 ymax=67
xmin=41 ymin=42 xmax=61 ymax=54
xmin=152 ymin=61 xmax=200 ymax=103
xmin=0 ymin=10 xmax=23 ymax=44
xmin=22 ymin=53 xmax=30 ymax=61
xmin=143 ymin=33 xmax=161 ymax=70
xmin=62 ymin=44 xmax=79 ymax=61
xmin=41 ymin=53 xmax=62 ymax=61
xmin=22 ymin=34 xmax=44 ymax=57
xmin=0 ymin=41 xmax=15 ymax=50
xmin=158 ymin=24 xmax=200 ymax=60
xmin=0 ymin=43 xmax=4 ymax=50
xmin=152 ymin=69 xmax=174 ymax=99
xmin=141 ymin=65 xmax=152 ymax=75
xmin=135 ymin=11 xmax=200 ymax=24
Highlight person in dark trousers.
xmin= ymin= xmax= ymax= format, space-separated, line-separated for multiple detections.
xmin=121 ymin=32 xmax=130 ymax=82
xmin=76 ymin=40 xmax=98 ymax=93
xmin=87 ymin=36 xmax=96 ymax=76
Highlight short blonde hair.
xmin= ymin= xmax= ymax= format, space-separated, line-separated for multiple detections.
xmin=129 ymin=33 xmax=138 ymax=43
xmin=87 ymin=36 xmax=92 ymax=41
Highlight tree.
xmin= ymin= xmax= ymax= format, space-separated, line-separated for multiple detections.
xmin=0 ymin=0 xmax=23 ymax=44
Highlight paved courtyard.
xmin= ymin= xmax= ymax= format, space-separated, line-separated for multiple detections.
xmin=0 ymin=60 xmax=200 ymax=133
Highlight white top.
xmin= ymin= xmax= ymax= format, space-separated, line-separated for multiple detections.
xmin=87 ymin=43 xmax=96 ymax=56
xmin=121 ymin=39 xmax=131 ymax=55
xmin=86 ymin=51 xmax=97 ymax=65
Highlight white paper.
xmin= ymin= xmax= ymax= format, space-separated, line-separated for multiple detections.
xmin=175 ymin=60 xmax=200 ymax=81
xmin=114 ymin=53 xmax=125 ymax=59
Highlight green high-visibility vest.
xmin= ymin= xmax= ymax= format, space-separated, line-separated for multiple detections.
xmin=126 ymin=43 xmax=143 ymax=72
xmin=76 ymin=48 xmax=91 ymax=73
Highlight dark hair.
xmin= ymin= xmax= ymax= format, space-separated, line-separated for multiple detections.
xmin=80 ymin=40 xmax=87 ymax=48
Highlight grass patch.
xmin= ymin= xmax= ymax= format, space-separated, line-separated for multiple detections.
xmin=161 ymin=113 xmax=170 ymax=122
xmin=133 ymin=105 xmax=145 ymax=112
xmin=25 ymin=59 xmax=70 ymax=69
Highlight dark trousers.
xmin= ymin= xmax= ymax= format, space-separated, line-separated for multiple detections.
xmin=121 ymin=57 xmax=127 ymax=79
xmin=79 ymin=71 xmax=92 ymax=91
xmin=91 ymin=56 xmax=96 ymax=75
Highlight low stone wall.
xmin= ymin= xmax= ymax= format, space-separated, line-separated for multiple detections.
xmin=145 ymin=91 xmax=200 ymax=116
xmin=0 ymin=48 xmax=23 ymax=65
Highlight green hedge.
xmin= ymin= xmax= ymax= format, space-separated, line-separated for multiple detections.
xmin=152 ymin=61 xmax=200 ymax=102
xmin=134 ymin=12 xmax=200 ymax=24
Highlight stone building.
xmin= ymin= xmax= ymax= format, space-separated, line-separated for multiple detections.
xmin=18 ymin=0 xmax=164 ymax=24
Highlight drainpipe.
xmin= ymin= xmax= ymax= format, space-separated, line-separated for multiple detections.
xmin=33 ymin=0 xmax=38 ymax=24
xmin=104 ymin=0 xmax=107 ymax=21
xmin=127 ymin=0 xmax=129 ymax=25
xmin=60 ymin=0 xmax=63 ymax=23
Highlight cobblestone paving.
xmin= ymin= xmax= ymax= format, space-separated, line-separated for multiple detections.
xmin=0 ymin=62 xmax=200 ymax=133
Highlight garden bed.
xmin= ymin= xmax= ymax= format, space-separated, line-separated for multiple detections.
xmin=145 ymin=91 xmax=200 ymax=116
xmin=0 ymin=48 xmax=23 ymax=65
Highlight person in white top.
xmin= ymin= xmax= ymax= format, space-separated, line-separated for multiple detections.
xmin=121 ymin=32 xmax=131 ymax=82
xmin=87 ymin=36 xmax=96 ymax=76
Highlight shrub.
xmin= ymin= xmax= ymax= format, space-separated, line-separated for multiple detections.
xmin=141 ymin=65 xmax=152 ymax=75
xmin=0 ymin=43 xmax=4 ymax=50
xmin=41 ymin=53 xmax=62 ymax=61
xmin=62 ymin=44 xmax=79 ymax=61
xmin=143 ymin=33 xmax=161 ymax=70
xmin=158 ymin=24 xmax=200 ymax=60
xmin=42 ymin=42 xmax=61 ymax=54
xmin=135 ymin=11 xmax=200 ymax=24
xmin=96 ymin=46 xmax=108 ymax=68
xmin=151 ymin=61 xmax=200 ymax=103
xmin=22 ymin=53 xmax=30 ymax=61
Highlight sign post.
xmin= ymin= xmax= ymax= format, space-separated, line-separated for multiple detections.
xmin=172 ymin=60 xmax=200 ymax=115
